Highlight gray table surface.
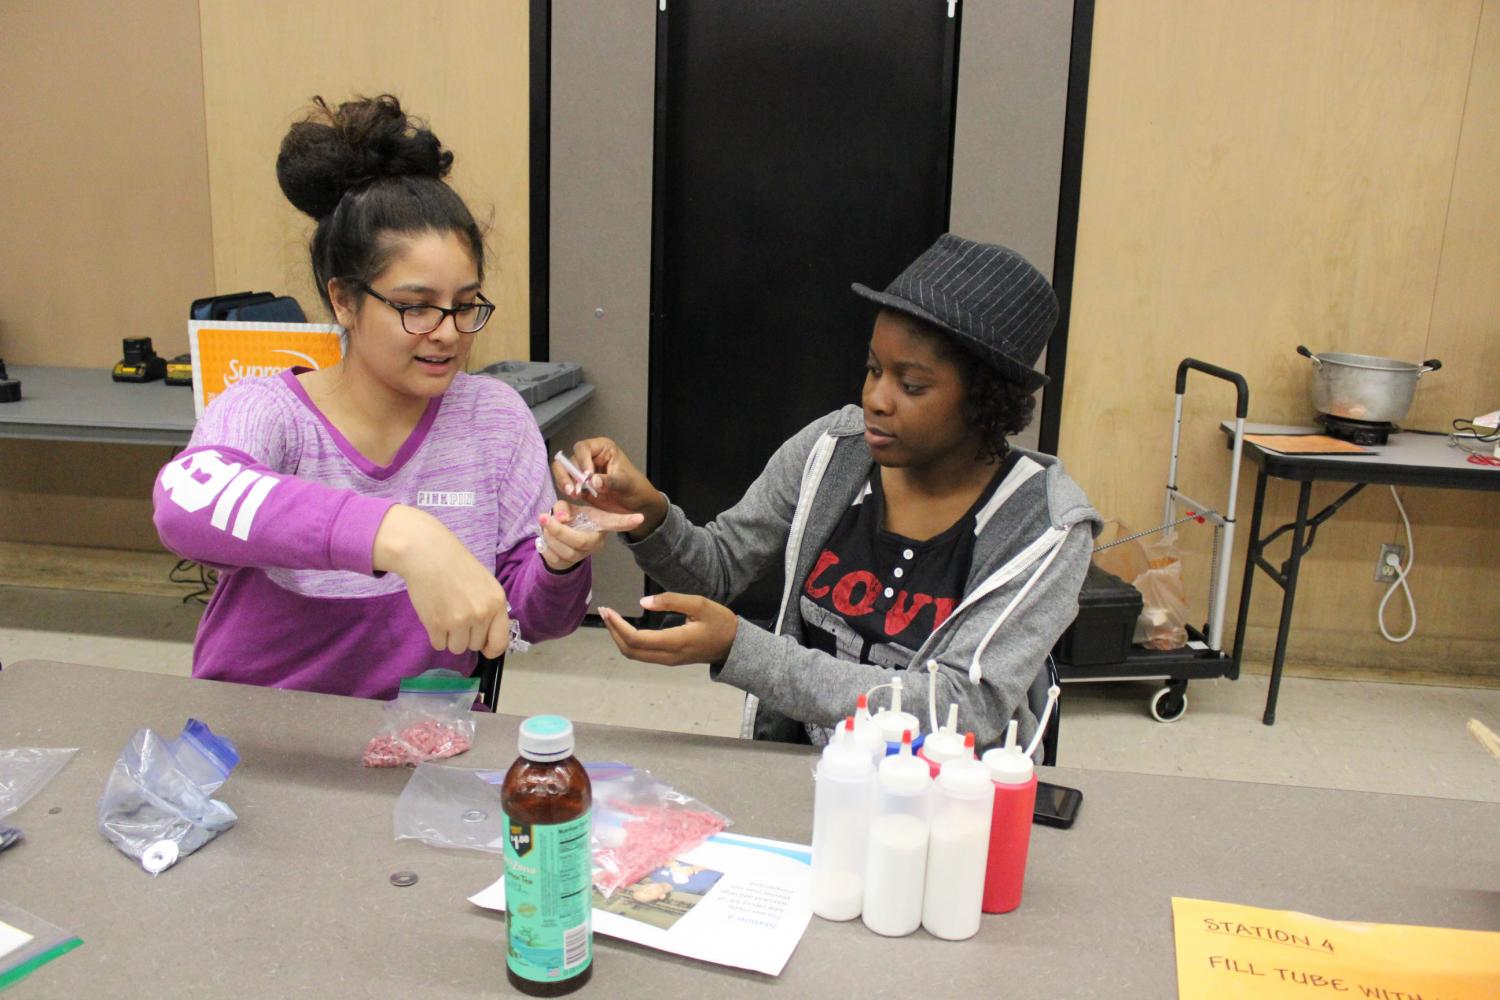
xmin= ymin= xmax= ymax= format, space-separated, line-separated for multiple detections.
xmin=0 ymin=366 xmax=594 ymax=446
xmin=2 ymin=660 xmax=1496 ymax=999
xmin=1224 ymin=420 xmax=1500 ymax=488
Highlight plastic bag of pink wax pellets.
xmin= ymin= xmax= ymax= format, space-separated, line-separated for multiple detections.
xmin=584 ymin=762 xmax=731 ymax=897
xmin=363 ymin=670 xmax=481 ymax=768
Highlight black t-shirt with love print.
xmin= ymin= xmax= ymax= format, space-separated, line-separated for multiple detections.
xmin=799 ymin=453 xmax=1018 ymax=669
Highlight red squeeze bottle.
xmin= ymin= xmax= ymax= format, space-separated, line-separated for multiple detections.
xmin=979 ymin=719 xmax=1036 ymax=914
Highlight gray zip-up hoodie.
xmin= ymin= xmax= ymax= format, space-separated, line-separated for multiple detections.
xmin=626 ymin=405 xmax=1101 ymax=752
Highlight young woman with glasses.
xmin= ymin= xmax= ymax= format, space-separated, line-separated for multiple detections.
xmin=152 ymin=95 xmax=639 ymax=699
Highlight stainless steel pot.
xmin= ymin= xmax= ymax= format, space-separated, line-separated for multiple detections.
xmin=1296 ymin=345 xmax=1441 ymax=424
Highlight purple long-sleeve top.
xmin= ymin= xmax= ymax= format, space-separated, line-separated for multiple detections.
xmin=153 ymin=368 xmax=590 ymax=699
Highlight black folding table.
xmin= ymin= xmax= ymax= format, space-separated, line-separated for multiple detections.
xmin=1224 ymin=423 xmax=1500 ymax=724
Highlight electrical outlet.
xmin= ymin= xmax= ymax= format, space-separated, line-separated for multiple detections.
xmin=1374 ymin=543 xmax=1405 ymax=582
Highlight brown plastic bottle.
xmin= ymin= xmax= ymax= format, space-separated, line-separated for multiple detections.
xmin=501 ymin=715 xmax=593 ymax=996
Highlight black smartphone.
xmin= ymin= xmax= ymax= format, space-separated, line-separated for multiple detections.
xmin=1033 ymin=781 xmax=1082 ymax=829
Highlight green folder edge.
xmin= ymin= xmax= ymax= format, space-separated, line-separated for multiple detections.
xmin=0 ymin=936 xmax=82 ymax=991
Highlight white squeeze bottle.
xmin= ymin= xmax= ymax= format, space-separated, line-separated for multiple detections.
xmin=861 ymin=730 xmax=932 ymax=937
xmin=918 ymin=703 xmax=968 ymax=778
xmin=810 ymin=717 xmax=878 ymax=921
xmin=851 ymin=695 xmax=887 ymax=766
xmin=870 ymin=677 xmax=923 ymax=754
xmin=921 ymin=735 xmax=996 ymax=941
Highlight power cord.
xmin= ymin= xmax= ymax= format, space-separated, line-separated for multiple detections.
xmin=1378 ymin=486 xmax=1416 ymax=643
xmin=169 ymin=559 xmax=218 ymax=605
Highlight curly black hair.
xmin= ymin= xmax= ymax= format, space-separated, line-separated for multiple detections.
xmin=904 ymin=318 xmax=1037 ymax=463
xmin=276 ymin=94 xmax=485 ymax=313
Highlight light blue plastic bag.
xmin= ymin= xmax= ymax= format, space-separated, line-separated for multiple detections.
xmin=98 ymin=719 xmax=240 ymax=875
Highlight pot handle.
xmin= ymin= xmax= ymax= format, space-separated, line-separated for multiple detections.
xmin=1296 ymin=344 xmax=1321 ymax=367
xmin=1419 ymin=358 xmax=1442 ymax=374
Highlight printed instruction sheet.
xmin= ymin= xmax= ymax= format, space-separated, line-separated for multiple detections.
xmin=1172 ymin=896 xmax=1500 ymax=999
xmin=472 ymin=832 xmax=812 ymax=976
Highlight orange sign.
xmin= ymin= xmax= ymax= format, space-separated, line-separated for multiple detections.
xmin=188 ymin=320 xmax=344 ymax=416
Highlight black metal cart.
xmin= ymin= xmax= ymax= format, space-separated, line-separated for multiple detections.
xmin=1054 ymin=358 xmax=1250 ymax=721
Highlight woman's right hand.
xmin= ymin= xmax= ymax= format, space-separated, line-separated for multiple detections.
xmin=555 ymin=438 xmax=667 ymax=541
xmin=372 ymin=505 xmax=511 ymax=658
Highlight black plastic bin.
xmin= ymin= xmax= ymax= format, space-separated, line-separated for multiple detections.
xmin=1054 ymin=565 xmax=1142 ymax=666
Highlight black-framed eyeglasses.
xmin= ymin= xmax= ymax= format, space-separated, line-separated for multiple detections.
xmin=360 ymin=283 xmax=495 ymax=335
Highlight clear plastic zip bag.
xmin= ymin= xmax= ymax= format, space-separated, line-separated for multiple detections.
xmin=97 ymin=719 xmax=240 ymax=875
xmin=362 ymin=669 xmax=481 ymax=767
xmin=0 ymin=898 xmax=83 ymax=991
xmin=586 ymin=762 xmax=730 ymax=898
xmin=392 ymin=762 xmax=506 ymax=852
xmin=0 ymin=748 xmax=77 ymax=820
xmin=0 ymin=747 xmax=78 ymax=851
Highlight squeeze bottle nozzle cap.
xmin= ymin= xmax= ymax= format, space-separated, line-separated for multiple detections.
xmin=981 ymin=720 xmax=1034 ymax=785
xmin=921 ymin=708 xmax=970 ymax=765
xmin=820 ymin=716 xmax=875 ymax=780
xmin=872 ymin=699 xmax=923 ymax=743
xmin=938 ymin=755 xmax=994 ymax=797
xmin=877 ymin=729 xmax=932 ymax=795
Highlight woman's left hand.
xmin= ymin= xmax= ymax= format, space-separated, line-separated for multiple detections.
xmin=597 ymin=593 xmax=738 ymax=665
xmin=537 ymin=501 xmax=644 ymax=572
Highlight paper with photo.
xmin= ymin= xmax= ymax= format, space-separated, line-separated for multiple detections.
xmin=0 ymin=919 xmax=33 ymax=962
xmin=470 ymin=832 xmax=812 ymax=976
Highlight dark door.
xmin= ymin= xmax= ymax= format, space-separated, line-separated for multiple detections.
xmin=649 ymin=0 xmax=960 ymax=620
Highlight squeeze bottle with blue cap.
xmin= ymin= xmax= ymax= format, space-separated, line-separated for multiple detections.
xmin=502 ymin=715 xmax=593 ymax=996
xmin=810 ymin=717 xmax=877 ymax=921
xmin=861 ymin=730 xmax=932 ymax=937
xmin=918 ymin=704 xmax=968 ymax=778
xmin=921 ymin=736 xmax=994 ymax=940
xmin=870 ymin=677 xmax=924 ymax=757
xmin=980 ymin=720 xmax=1036 ymax=914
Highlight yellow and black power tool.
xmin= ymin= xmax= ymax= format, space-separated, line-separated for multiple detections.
xmin=165 ymin=354 xmax=194 ymax=386
xmin=111 ymin=338 xmax=167 ymax=383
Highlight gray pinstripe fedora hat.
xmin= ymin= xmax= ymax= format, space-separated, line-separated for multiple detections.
xmin=851 ymin=234 xmax=1058 ymax=391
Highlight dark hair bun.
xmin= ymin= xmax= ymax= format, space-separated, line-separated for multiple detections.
xmin=276 ymin=94 xmax=455 ymax=219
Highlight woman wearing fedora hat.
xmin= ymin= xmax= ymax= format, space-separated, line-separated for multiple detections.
xmin=559 ymin=235 xmax=1101 ymax=752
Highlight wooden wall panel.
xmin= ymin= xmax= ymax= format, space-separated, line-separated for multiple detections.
xmin=1061 ymin=0 xmax=1500 ymax=665
xmin=197 ymin=0 xmax=531 ymax=367
xmin=0 ymin=0 xmax=215 ymax=367
xmin=1413 ymin=0 xmax=1500 ymax=432
xmin=0 ymin=0 xmax=213 ymax=555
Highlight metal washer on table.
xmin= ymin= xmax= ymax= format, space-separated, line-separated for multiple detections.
xmin=142 ymin=839 xmax=179 ymax=874
xmin=390 ymin=871 xmax=419 ymax=888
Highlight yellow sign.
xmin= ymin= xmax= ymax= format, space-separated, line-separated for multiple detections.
xmin=1173 ymin=897 xmax=1500 ymax=999
xmin=188 ymin=320 xmax=344 ymax=417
